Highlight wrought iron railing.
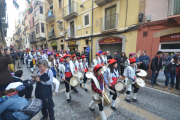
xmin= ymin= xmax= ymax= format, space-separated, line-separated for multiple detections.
xmin=46 ymin=10 xmax=55 ymax=21
xmin=168 ymin=0 xmax=180 ymax=16
xmin=101 ymin=13 xmax=119 ymax=31
xmin=49 ymin=31 xmax=55 ymax=38
xmin=62 ymin=1 xmax=78 ymax=18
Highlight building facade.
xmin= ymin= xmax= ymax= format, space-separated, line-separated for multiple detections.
xmin=137 ymin=0 xmax=180 ymax=78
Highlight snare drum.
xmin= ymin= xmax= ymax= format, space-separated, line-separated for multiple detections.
xmin=69 ymin=76 xmax=80 ymax=87
xmin=74 ymin=71 xmax=83 ymax=79
xmin=115 ymin=81 xmax=126 ymax=94
xmin=136 ymin=69 xmax=147 ymax=80
xmin=135 ymin=78 xmax=145 ymax=88
xmin=86 ymin=71 xmax=94 ymax=79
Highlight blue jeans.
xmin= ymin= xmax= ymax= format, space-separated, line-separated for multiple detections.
xmin=164 ymin=72 xmax=176 ymax=87
xmin=151 ymin=71 xmax=159 ymax=84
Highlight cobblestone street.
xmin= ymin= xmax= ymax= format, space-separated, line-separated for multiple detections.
xmin=20 ymin=64 xmax=180 ymax=120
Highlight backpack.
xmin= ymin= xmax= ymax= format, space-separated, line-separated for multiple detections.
xmin=21 ymin=99 xmax=43 ymax=116
xmin=140 ymin=60 xmax=149 ymax=70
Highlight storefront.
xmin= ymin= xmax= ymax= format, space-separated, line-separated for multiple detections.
xmin=98 ymin=37 xmax=122 ymax=58
xmin=68 ymin=41 xmax=78 ymax=54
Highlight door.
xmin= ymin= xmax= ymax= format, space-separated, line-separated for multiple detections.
xmin=105 ymin=6 xmax=116 ymax=30
xmin=100 ymin=43 xmax=122 ymax=58
xmin=70 ymin=21 xmax=74 ymax=37
xmin=69 ymin=0 xmax=72 ymax=14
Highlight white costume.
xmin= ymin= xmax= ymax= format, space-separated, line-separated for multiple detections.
xmin=92 ymin=58 xmax=101 ymax=69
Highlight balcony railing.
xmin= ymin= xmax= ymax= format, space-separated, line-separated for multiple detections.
xmin=46 ymin=10 xmax=55 ymax=23
xmin=29 ymin=33 xmax=37 ymax=43
xmin=67 ymin=27 xmax=76 ymax=38
xmin=62 ymin=1 xmax=78 ymax=21
xmin=49 ymin=31 xmax=55 ymax=38
xmin=101 ymin=13 xmax=119 ymax=33
xmin=168 ymin=0 xmax=180 ymax=16
xmin=94 ymin=0 xmax=115 ymax=6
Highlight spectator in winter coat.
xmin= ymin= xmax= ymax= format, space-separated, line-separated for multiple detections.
xmin=107 ymin=51 xmax=112 ymax=60
xmin=164 ymin=55 xmax=179 ymax=91
xmin=139 ymin=50 xmax=150 ymax=70
xmin=0 ymin=44 xmax=14 ymax=92
xmin=114 ymin=50 xmax=121 ymax=72
xmin=150 ymin=51 xmax=163 ymax=87
xmin=13 ymin=70 xmax=34 ymax=99
xmin=176 ymin=65 xmax=180 ymax=90
xmin=120 ymin=52 xmax=127 ymax=76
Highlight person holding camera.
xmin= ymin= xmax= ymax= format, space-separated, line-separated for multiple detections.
xmin=0 ymin=44 xmax=15 ymax=92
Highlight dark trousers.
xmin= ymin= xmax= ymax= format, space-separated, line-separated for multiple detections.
xmin=165 ymin=72 xmax=176 ymax=87
xmin=65 ymin=77 xmax=75 ymax=92
xmin=151 ymin=70 xmax=159 ymax=84
xmin=117 ymin=63 xmax=120 ymax=73
xmin=26 ymin=59 xmax=28 ymax=65
xmin=83 ymin=73 xmax=87 ymax=83
xmin=126 ymin=84 xmax=139 ymax=95
xmin=41 ymin=106 xmax=55 ymax=120
xmin=0 ymin=84 xmax=9 ymax=92
xmin=1 ymin=110 xmax=16 ymax=120
xmin=120 ymin=65 xmax=125 ymax=76
xmin=109 ymin=87 xmax=117 ymax=100
xmin=21 ymin=58 xmax=24 ymax=64
xmin=19 ymin=86 xmax=33 ymax=98
xmin=30 ymin=61 xmax=33 ymax=68
xmin=176 ymin=76 xmax=180 ymax=89
xmin=98 ymin=102 xmax=103 ymax=111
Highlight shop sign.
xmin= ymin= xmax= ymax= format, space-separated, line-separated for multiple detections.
xmin=161 ymin=33 xmax=180 ymax=42
xmin=68 ymin=41 xmax=76 ymax=46
xmin=99 ymin=38 xmax=122 ymax=44
xmin=51 ymin=41 xmax=57 ymax=46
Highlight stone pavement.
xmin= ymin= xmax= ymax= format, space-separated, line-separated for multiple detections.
xmin=19 ymin=64 xmax=180 ymax=120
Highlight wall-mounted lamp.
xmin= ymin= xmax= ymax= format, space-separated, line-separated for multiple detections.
xmin=80 ymin=4 xmax=84 ymax=8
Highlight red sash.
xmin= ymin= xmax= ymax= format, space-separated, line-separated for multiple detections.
xmin=84 ymin=68 xmax=88 ymax=73
xmin=111 ymin=77 xmax=117 ymax=85
xmin=65 ymin=72 xmax=72 ymax=77
xmin=101 ymin=63 xmax=104 ymax=66
xmin=75 ymin=67 xmax=77 ymax=71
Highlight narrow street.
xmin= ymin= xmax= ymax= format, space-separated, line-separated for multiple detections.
xmin=21 ymin=64 xmax=180 ymax=120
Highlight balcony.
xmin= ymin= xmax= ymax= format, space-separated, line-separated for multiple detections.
xmin=167 ymin=0 xmax=180 ymax=23
xmin=49 ymin=31 xmax=55 ymax=39
xmin=29 ymin=32 xmax=37 ymax=43
xmin=101 ymin=13 xmax=119 ymax=33
xmin=46 ymin=10 xmax=55 ymax=23
xmin=62 ymin=1 xmax=78 ymax=21
xmin=0 ymin=0 xmax=6 ymax=17
xmin=67 ymin=27 xmax=76 ymax=38
xmin=94 ymin=0 xmax=115 ymax=6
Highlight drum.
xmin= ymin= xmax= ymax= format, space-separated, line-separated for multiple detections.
xmin=115 ymin=81 xmax=126 ymax=94
xmin=86 ymin=71 xmax=94 ymax=79
xmin=135 ymin=78 xmax=145 ymax=88
xmin=136 ymin=69 xmax=147 ymax=80
xmin=69 ymin=76 xmax=80 ymax=87
xmin=74 ymin=71 xmax=83 ymax=79
xmin=102 ymin=91 xmax=111 ymax=106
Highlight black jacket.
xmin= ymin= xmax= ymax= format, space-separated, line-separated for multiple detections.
xmin=164 ymin=62 xmax=178 ymax=75
xmin=114 ymin=54 xmax=120 ymax=64
xmin=151 ymin=56 xmax=162 ymax=71
xmin=13 ymin=76 xmax=34 ymax=88
xmin=107 ymin=55 xmax=112 ymax=60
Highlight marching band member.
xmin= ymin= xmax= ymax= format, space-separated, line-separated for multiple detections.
xmin=54 ymin=53 xmax=60 ymax=76
xmin=80 ymin=55 xmax=89 ymax=91
xmin=28 ymin=50 xmax=35 ymax=73
xmin=99 ymin=50 xmax=105 ymax=66
xmin=42 ymin=49 xmax=49 ymax=60
xmin=103 ymin=59 xmax=120 ymax=111
xmin=37 ymin=49 xmax=42 ymax=60
xmin=47 ymin=52 xmax=57 ymax=78
xmin=92 ymin=53 xmax=101 ymax=69
xmin=102 ymin=52 xmax=108 ymax=65
xmin=61 ymin=54 xmax=78 ymax=103
xmin=124 ymin=58 xmax=139 ymax=103
xmin=89 ymin=64 xmax=107 ymax=120
xmin=59 ymin=58 xmax=65 ymax=84
xmin=124 ymin=53 xmax=136 ymax=76
xmin=77 ymin=57 xmax=83 ymax=71
xmin=71 ymin=55 xmax=78 ymax=71
xmin=24 ymin=50 xmax=29 ymax=68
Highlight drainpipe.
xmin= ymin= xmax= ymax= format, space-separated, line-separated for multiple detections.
xmin=90 ymin=0 xmax=93 ymax=63
xmin=125 ymin=0 xmax=128 ymax=29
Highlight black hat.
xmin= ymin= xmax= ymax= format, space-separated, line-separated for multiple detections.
xmin=115 ymin=50 xmax=119 ymax=53
xmin=156 ymin=51 xmax=163 ymax=55
xmin=173 ymin=55 xmax=179 ymax=61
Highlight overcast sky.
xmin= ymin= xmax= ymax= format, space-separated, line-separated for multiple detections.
xmin=6 ymin=0 xmax=26 ymax=38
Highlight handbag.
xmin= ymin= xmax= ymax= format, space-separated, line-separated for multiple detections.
xmin=21 ymin=99 xmax=43 ymax=116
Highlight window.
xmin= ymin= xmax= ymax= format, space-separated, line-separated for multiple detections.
xmin=161 ymin=44 xmax=180 ymax=49
xmin=86 ymin=40 xmax=89 ymax=45
xmin=59 ymin=0 xmax=62 ymax=9
xmin=60 ymin=21 xmax=63 ymax=30
xmin=36 ymin=23 xmax=40 ymax=34
xmin=83 ymin=12 xmax=90 ymax=28
xmin=85 ymin=15 xmax=89 ymax=25
xmin=41 ymin=23 xmax=44 ymax=33
xmin=35 ymin=9 xmax=38 ymax=16
xmin=40 ymin=6 xmax=43 ymax=14
xmin=105 ymin=6 xmax=116 ymax=30
xmin=32 ymin=17 xmax=34 ymax=26
xmin=61 ymin=39 xmax=63 ymax=42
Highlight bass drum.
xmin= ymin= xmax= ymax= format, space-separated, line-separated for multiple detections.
xmin=74 ymin=71 xmax=83 ymax=79
xmin=115 ymin=81 xmax=126 ymax=94
xmin=135 ymin=78 xmax=145 ymax=88
xmin=136 ymin=69 xmax=147 ymax=81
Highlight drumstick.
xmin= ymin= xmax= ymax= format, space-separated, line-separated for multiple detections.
xmin=106 ymin=87 xmax=115 ymax=94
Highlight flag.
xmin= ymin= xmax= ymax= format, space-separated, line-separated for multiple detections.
xmin=13 ymin=0 xmax=19 ymax=10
